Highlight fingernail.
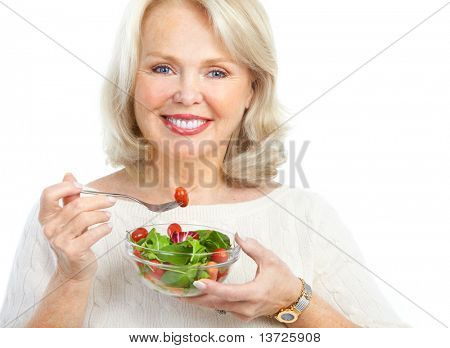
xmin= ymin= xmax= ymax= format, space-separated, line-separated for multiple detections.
xmin=105 ymin=211 xmax=111 ymax=218
xmin=74 ymin=182 xmax=83 ymax=189
xmin=108 ymin=220 xmax=114 ymax=229
xmin=108 ymin=196 xmax=117 ymax=203
xmin=193 ymin=280 xmax=207 ymax=290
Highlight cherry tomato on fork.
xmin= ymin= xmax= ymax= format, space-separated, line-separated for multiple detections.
xmin=174 ymin=187 xmax=189 ymax=207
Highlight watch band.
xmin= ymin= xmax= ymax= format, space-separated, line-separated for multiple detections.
xmin=294 ymin=280 xmax=312 ymax=312
xmin=269 ymin=277 xmax=312 ymax=323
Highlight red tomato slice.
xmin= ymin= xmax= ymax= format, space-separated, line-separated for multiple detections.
xmin=131 ymin=227 xmax=148 ymax=243
xmin=211 ymin=248 xmax=228 ymax=263
xmin=167 ymin=223 xmax=182 ymax=238
xmin=217 ymin=269 xmax=229 ymax=281
xmin=133 ymin=249 xmax=144 ymax=267
xmin=206 ymin=261 xmax=218 ymax=281
xmin=148 ymin=259 xmax=165 ymax=279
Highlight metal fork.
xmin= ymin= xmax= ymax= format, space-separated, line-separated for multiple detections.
xmin=80 ymin=189 xmax=180 ymax=213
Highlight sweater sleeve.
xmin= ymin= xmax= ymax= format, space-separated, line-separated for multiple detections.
xmin=307 ymin=192 xmax=411 ymax=327
xmin=0 ymin=200 xmax=57 ymax=328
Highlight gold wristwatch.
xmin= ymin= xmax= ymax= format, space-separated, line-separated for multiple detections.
xmin=269 ymin=277 xmax=312 ymax=323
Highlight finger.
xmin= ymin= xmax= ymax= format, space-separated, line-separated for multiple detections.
xmin=191 ymin=279 xmax=256 ymax=302
xmin=39 ymin=181 xmax=83 ymax=224
xmin=72 ymin=221 xmax=113 ymax=251
xmin=62 ymin=172 xmax=82 ymax=206
xmin=180 ymin=293 xmax=232 ymax=309
xmin=235 ymin=233 xmax=271 ymax=265
xmin=54 ymin=195 xmax=116 ymax=228
xmin=41 ymin=196 xmax=114 ymax=240
xmin=181 ymin=294 xmax=251 ymax=316
xmin=229 ymin=312 xmax=252 ymax=322
xmin=41 ymin=216 xmax=64 ymax=240
xmin=63 ymin=210 xmax=112 ymax=239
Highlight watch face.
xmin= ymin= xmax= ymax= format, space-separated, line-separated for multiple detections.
xmin=281 ymin=313 xmax=295 ymax=321
xmin=276 ymin=310 xmax=298 ymax=323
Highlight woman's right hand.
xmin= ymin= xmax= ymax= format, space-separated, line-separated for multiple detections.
xmin=38 ymin=173 xmax=117 ymax=282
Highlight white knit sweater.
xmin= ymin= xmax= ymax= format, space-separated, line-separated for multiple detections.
xmin=0 ymin=185 xmax=410 ymax=328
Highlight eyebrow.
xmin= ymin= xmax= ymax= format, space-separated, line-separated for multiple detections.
xmin=144 ymin=51 xmax=236 ymax=65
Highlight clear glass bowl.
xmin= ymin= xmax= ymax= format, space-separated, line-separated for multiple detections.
xmin=124 ymin=223 xmax=241 ymax=297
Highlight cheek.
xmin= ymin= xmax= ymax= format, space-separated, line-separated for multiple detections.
xmin=204 ymin=85 xmax=247 ymax=124
xmin=134 ymin=74 xmax=173 ymax=108
xmin=133 ymin=76 xmax=169 ymax=141
xmin=134 ymin=75 xmax=174 ymax=134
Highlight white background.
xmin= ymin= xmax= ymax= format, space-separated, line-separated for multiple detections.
xmin=0 ymin=0 xmax=448 ymax=328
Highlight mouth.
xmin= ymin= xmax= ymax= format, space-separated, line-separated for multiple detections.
xmin=160 ymin=114 xmax=213 ymax=136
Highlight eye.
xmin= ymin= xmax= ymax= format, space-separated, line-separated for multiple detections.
xmin=151 ymin=65 xmax=228 ymax=79
xmin=208 ymin=69 xmax=228 ymax=79
xmin=152 ymin=64 xmax=173 ymax=74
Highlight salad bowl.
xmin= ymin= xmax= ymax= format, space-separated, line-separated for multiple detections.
xmin=124 ymin=222 xmax=240 ymax=297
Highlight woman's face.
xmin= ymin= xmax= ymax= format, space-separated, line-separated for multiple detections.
xmin=134 ymin=0 xmax=254 ymax=161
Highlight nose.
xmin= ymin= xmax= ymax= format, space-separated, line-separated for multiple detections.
xmin=173 ymin=73 xmax=204 ymax=106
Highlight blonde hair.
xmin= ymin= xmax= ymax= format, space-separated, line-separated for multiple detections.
xmin=101 ymin=0 xmax=288 ymax=187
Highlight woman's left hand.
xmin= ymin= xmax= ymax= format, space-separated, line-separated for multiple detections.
xmin=179 ymin=233 xmax=303 ymax=322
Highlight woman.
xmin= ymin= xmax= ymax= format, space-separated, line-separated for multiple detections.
xmin=0 ymin=0 xmax=408 ymax=328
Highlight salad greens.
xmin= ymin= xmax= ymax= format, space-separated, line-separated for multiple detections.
xmin=129 ymin=226 xmax=232 ymax=291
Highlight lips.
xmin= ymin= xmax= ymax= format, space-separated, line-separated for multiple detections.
xmin=164 ymin=114 xmax=211 ymax=121
xmin=161 ymin=114 xmax=212 ymax=136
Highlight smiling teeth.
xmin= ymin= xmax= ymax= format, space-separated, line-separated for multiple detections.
xmin=167 ymin=117 xmax=206 ymax=129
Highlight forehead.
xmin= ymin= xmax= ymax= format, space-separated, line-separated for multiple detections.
xmin=140 ymin=1 xmax=231 ymax=61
